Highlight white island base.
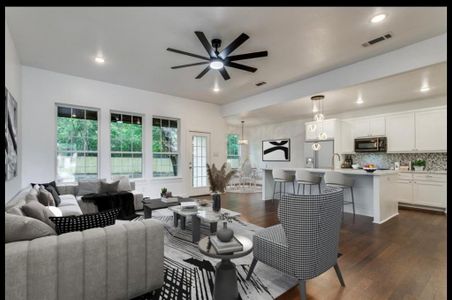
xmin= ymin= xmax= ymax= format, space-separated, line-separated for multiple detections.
xmin=262 ymin=168 xmax=399 ymax=224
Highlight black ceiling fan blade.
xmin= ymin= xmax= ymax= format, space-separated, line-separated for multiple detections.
xmin=195 ymin=31 xmax=216 ymax=58
xmin=171 ymin=62 xmax=209 ymax=69
xmin=218 ymin=33 xmax=249 ymax=59
xmin=195 ymin=66 xmax=211 ymax=79
xmin=226 ymin=51 xmax=268 ymax=61
xmin=224 ymin=61 xmax=257 ymax=73
xmin=219 ymin=68 xmax=231 ymax=80
xmin=167 ymin=48 xmax=210 ymax=61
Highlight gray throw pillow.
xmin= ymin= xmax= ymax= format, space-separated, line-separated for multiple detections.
xmin=112 ymin=176 xmax=132 ymax=192
xmin=45 ymin=185 xmax=61 ymax=206
xmin=77 ymin=180 xmax=101 ymax=196
xmin=5 ymin=213 xmax=56 ymax=243
xmin=38 ymin=187 xmax=56 ymax=206
xmin=100 ymin=180 xmax=119 ymax=193
xmin=6 ymin=207 xmax=24 ymax=216
xmin=21 ymin=200 xmax=55 ymax=229
xmin=25 ymin=187 xmax=40 ymax=203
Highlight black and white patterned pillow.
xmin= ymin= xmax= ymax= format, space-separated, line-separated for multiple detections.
xmin=49 ymin=208 xmax=120 ymax=234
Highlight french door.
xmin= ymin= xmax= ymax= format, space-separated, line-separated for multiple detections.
xmin=188 ymin=131 xmax=211 ymax=196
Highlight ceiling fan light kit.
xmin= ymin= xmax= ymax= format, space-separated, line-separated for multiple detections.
xmin=167 ymin=31 xmax=268 ymax=80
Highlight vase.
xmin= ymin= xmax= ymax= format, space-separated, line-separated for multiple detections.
xmin=217 ymin=222 xmax=234 ymax=242
xmin=414 ymin=166 xmax=425 ymax=171
xmin=212 ymin=193 xmax=221 ymax=212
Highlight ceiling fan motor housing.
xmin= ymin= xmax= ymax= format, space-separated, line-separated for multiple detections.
xmin=211 ymin=39 xmax=222 ymax=51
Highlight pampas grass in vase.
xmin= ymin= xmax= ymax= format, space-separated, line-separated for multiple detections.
xmin=206 ymin=163 xmax=236 ymax=211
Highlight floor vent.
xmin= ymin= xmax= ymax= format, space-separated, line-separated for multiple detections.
xmin=362 ymin=32 xmax=393 ymax=47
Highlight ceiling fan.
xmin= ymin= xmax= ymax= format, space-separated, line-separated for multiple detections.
xmin=167 ymin=31 xmax=268 ymax=80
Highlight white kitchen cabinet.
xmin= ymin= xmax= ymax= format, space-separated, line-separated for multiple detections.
xmin=340 ymin=120 xmax=354 ymax=153
xmin=369 ymin=117 xmax=386 ymax=136
xmin=386 ymin=113 xmax=416 ymax=152
xmin=415 ymin=109 xmax=447 ymax=152
xmin=350 ymin=117 xmax=386 ymax=138
xmin=394 ymin=173 xmax=446 ymax=209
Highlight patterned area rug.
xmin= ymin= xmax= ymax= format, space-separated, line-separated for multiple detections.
xmin=132 ymin=209 xmax=296 ymax=300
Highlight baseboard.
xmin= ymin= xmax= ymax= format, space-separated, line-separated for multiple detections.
xmin=373 ymin=213 xmax=399 ymax=224
xmin=398 ymin=203 xmax=446 ymax=215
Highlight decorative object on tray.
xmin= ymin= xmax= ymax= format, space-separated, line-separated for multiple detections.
xmin=262 ymin=139 xmax=290 ymax=161
xmin=160 ymin=187 xmax=173 ymax=201
xmin=210 ymin=235 xmax=244 ymax=254
xmin=180 ymin=201 xmax=198 ymax=212
xmin=363 ymin=163 xmax=377 ymax=173
xmin=216 ymin=212 xmax=234 ymax=242
xmin=413 ymin=159 xmax=426 ymax=171
xmin=206 ymin=163 xmax=236 ymax=212
xmin=162 ymin=197 xmax=179 ymax=203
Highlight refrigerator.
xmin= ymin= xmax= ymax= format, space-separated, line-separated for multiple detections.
xmin=304 ymin=140 xmax=334 ymax=169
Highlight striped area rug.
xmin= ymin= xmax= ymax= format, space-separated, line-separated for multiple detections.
xmin=133 ymin=209 xmax=296 ymax=300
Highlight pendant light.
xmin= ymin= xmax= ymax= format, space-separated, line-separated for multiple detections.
xmin=238 ymin=120 xmax=248 ymax=145
xmin=310 ymin=95 xmax=327 ymax=151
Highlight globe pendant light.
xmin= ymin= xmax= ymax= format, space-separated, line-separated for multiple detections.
xmin=238 ymin=120 xmax=248 ymax=145
xmin=310 ymin=95 xmax=327 ymax=151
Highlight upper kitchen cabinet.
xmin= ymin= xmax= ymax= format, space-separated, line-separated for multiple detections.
xmin=351 ymin=117 xmax=385 ymax=138
xmin=415 ymin=109 xmax=447 ymax=152
xmin=386 ymin=112 xmax=416 ymax=152
xmin=340 ymin=120 xmax=354 ymax=153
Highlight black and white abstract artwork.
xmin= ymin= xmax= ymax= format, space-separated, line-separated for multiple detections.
xmin=5 ymin=87 xmax=18 ymax=181
xmin=262 ymin=139 xmax=290 ymax=162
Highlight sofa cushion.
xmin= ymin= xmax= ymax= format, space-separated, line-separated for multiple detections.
xmin=38 ymin=187 xmax=56 ymax=206
xmin=49 ymin=208 xmax=120 ymax=234
xmin=77 ymin=180 xmax=102 ymax=196
xmin=25 ymin=186 xmax=40 ymax=203
xmin=112 ymin=176 xmax=132 ymax=192
xmin=58 ymin=194 xmax=83 ymax=216
xmin=30 ymin=180 xmax=60 ymax=195
xmin=21 ymin=200 xmax=56 ymax=229
xmin=99 ymin=180 xmax=119 ymax=193
xmin=5 ymin=213 xmax=56 ymax=242
xmin=45 ymin=185 xmax=61 ymax=206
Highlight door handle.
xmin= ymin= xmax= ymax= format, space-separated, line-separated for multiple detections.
xmin=189 ymin=162 xmax=192 ymax=169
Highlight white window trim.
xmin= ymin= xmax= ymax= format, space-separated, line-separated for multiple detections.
xmin=55 ymin=103 xmax=101 ymax=183
xmin=152 ymin=116 xmax=180 ymax=179
xmin=109 ymin=110 xmax=145 ymax=179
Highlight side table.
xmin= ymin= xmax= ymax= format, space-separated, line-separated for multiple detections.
xmin=198 ymin=235 xmax=253 ymax=300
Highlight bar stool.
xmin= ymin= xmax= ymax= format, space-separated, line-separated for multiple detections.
xmin=324 ymin=171 xmax=356 ymax=223
xmin=295 ymin=170 xmax=322 ymax=195
xmin=272 ymin=169 xmax=295 ymax=203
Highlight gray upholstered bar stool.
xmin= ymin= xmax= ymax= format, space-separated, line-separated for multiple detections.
xmin=272 ymin=169 xmax=295 ymax=203
xmin=295 ymin=170 xmax=322 ymax=195
xmin=324 ymin=171 xmax=356 ymax=223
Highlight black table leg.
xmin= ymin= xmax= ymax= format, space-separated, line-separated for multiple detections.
xmin=192 ymin=215 xmax=201 ymax=243
xmin=214 ymin=259 xmax=239 ymax=300
xmin=173 ymin=212 xmax=179 ymax=227
xmin=210 ymin=222 xmax=218 ymax=233
xmin=180 ymin=216 xmax=186 ymax=230
xmin=144 ymin=206 xmax=152 ymax=219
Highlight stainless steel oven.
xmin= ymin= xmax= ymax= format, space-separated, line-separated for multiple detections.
xmin=354 ymin=137 xmax=387 ymax=152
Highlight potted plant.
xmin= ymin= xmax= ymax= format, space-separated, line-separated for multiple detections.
xmin=160 ymin=187 xmax=168 ymax=199
xmin=206 ymin=163 xmax=236 ymax=212
xmin=413 ymin=159 xmax=426 ymax=171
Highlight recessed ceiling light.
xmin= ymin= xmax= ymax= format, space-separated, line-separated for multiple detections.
xmin=420 ymin=86 xmax=430 ymax=92
xmin=371 ymin=14 xmax=387 ymax=23
xmin=213 ymin=87 xmax=220 ymax=92
xmin=95 ymin=56 xmax=105 ymax=64
xmin=356 ymin=98 xmax=364 ymax=104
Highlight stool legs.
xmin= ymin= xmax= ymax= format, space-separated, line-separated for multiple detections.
xmin=350 ymin=186 xmax=356 ymax=223
xmin=318 ymin=183 xmax=321 ymax=194
xmin=272 ymin=181 xmax=277 ymax=203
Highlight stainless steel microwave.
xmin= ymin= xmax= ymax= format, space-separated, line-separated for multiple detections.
xmin=354 ymin=137 xmax=387 ymax=152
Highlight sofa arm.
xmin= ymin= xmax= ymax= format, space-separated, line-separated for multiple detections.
xmin=5 ymin=219 xmax=164 ymax=300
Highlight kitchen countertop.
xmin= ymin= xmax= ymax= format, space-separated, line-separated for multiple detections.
xmin=398 ymin=170 xmax=447 ymax=174
xmin=262 ymin=167 xmax=398 ymax=176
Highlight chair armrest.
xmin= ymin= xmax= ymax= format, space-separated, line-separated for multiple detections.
xmin=5 ymin=219 xmax=164 ymax=300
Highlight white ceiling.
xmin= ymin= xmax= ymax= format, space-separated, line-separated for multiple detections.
xmin=6 ymin=7 xmax=447 ymax=104
xmin=225 ymin=62 xmax=447 ymax=126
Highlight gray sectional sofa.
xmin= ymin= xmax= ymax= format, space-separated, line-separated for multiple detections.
xmin=5 ymin=183 xmax=163 ymax=300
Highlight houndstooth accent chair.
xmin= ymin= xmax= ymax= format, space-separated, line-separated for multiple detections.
xmin=246 ymin=186 xmax=345 ymax=300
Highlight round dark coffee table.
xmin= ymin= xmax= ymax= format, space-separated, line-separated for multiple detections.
xmin=198 ymin=235 xmax=253 ymax=300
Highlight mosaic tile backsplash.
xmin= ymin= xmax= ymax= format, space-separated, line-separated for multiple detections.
xmin=349 ymin=153 xmax=447 ymax=171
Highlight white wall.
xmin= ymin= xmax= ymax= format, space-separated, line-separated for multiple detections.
xmin=21 ymin=66 xmax=228 ymax=198
xmin=5 ymin=20 xmax=22 ymax=202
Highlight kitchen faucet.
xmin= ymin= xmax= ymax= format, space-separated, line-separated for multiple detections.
xmin=332 ymin=153 xmax=341 ymax=169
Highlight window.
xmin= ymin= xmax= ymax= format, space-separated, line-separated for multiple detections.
xmin=152 ymin=117 xmax=179 ymax=177
xmin=227 ymin=134 xmax=240 ymax=168
xmin=110 ymin=112 xmax=143 ymax=178
xmin=56 ymin=105 xmax=99 ymax=182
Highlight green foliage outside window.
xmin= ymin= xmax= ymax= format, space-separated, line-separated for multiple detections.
xmin=227 ymin=134 xmax=240 ymax=168
xmin=153 ymin=117 xmax=179 ymax=177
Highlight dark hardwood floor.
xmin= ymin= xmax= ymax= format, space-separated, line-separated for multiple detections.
xmin=195 ymin=192 xmax=447 ymax=300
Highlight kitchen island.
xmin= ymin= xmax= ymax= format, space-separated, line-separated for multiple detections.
xmin=262 ymin=168 xmax=399 ymax=224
